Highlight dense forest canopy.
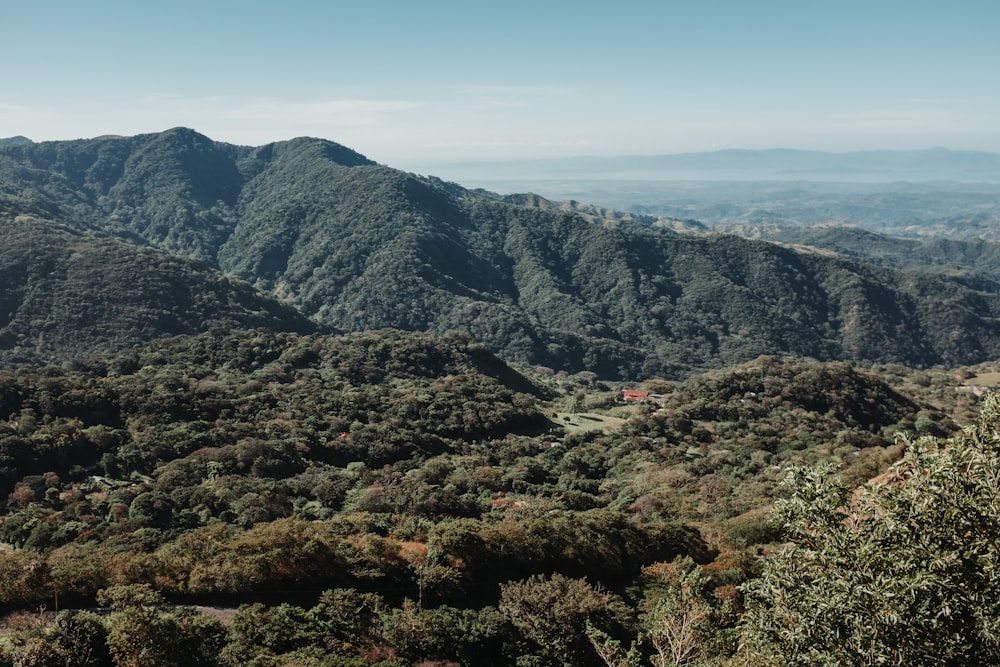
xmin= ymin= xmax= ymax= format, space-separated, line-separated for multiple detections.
xmin=0 ymin=215 xmax=316 ymax=367
xmin=0 ymin=324 xmax=990 ymax=665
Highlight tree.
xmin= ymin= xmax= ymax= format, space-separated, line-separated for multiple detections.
xmin=54 ymin=611 xmax=112 ymax=667
xmin=378 ymin=599 xmax=511 ymax=665
xmin=0 ymin=549 xmax=46 ymax=607
xmin=5 ymin=635 xmax=71 ymax=667
xmin=740 ymin=393 xmax=1000 ymax=665
xmin=643 ymin=563 xmax=718 ymax=667
xmin=98 ymin=585 xmax=225 ymax=667
xmin=96 ymin=583 xmax=165 ymax=610
xmin=310 ymin=587 xmax=384 ymax=650
xmin=586 ymin=559 xmax=734 ymax=667
xmin=499 ymin=573 xmax=631 ymax=667
xmin=224 ymin=602 xmax=317 ymax=657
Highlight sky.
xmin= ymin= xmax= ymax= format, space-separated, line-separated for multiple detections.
xmin=2 ymin=1 xmax=999 ymax=169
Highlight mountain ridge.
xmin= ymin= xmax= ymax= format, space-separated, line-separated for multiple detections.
xmin=4 ymin=128 xmax=1000 ymax=377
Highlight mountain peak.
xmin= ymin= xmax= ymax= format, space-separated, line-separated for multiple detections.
xmin=271 ymin=136 xmax=376 ymax=167
xmin=136 ymin=126 xmax=218 ymax=149
xmin=0 ymin=136 xmax=33 ymax=148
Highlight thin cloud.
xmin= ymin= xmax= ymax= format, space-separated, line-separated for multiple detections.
xmin=461 ymin=85 xmax=574 ymax=97
xmin=228 ymin=98 xmax=427 ymax=123
xmin=827 ymin=109 xmax=955 ymax=129
xmin=425 ymin=139 xmax=593 ymax=149
xmin=0 ymin=103 xmax=58 ymax=138
xmin=138 ymin=95 xmax=426 ymax=126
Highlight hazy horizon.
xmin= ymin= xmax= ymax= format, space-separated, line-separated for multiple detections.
xmin=9 ymin=129 xmax=1000 ymax=187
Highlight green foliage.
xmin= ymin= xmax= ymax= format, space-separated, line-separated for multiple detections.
xmin=500 ymin=573 xmax=633 ymax=667
xmin=740 ymin=394 xmax=1000 ymax=665
xmin=103 ymin=605 xmax=226 ymax=667
xmin=0 ymin=605 xmax=225 ymax=667
xmin=379 ymin=600 xmax=511 ymax=666
xmin=587 ymin=559 xmax=736 ymax=667
xmin=96 ymin=583 xmax=165 ymax=610
xmin=53 ymin=611 xmax=111 ymax=667
xmin=0 ymin=336 xmax=931 ymax=643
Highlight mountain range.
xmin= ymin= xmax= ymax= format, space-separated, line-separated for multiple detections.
xmin=3 ymin=128 xmax=1000 ymax=378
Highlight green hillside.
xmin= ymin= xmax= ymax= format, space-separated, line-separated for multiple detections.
xmin=0 ymin=214 xmax=316 ymax=366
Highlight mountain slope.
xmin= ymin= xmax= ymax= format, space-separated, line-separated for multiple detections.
xmin=0 ymin=213 xmax=316 ymax=366
xmin=3 ymin=129 xmax=1000 ymax=377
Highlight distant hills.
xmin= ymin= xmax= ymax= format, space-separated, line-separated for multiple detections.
xmin=3 ymin=128 xmax=1000 ymax=377
xmin=749 ymin=223 xmax=1000 ymax=280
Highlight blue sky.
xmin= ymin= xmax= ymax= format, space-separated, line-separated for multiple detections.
xmin=2 ymin=1 xmax=998 ymax=167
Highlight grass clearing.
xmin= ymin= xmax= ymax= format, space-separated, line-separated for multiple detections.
xmin=553 ymin=411 xmax=629 ymax=435
xmin=967 ymin=371 xmax=1000 ymax=387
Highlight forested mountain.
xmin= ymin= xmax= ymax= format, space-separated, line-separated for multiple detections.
xmin=7 ymin=129 xmax=1000 ymax=665
xmin=4 ymin=129 xmax=1000 ymax=378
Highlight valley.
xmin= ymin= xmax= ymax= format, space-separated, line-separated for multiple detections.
xmin=1 ymin=130 xmax=1000 ymax=665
